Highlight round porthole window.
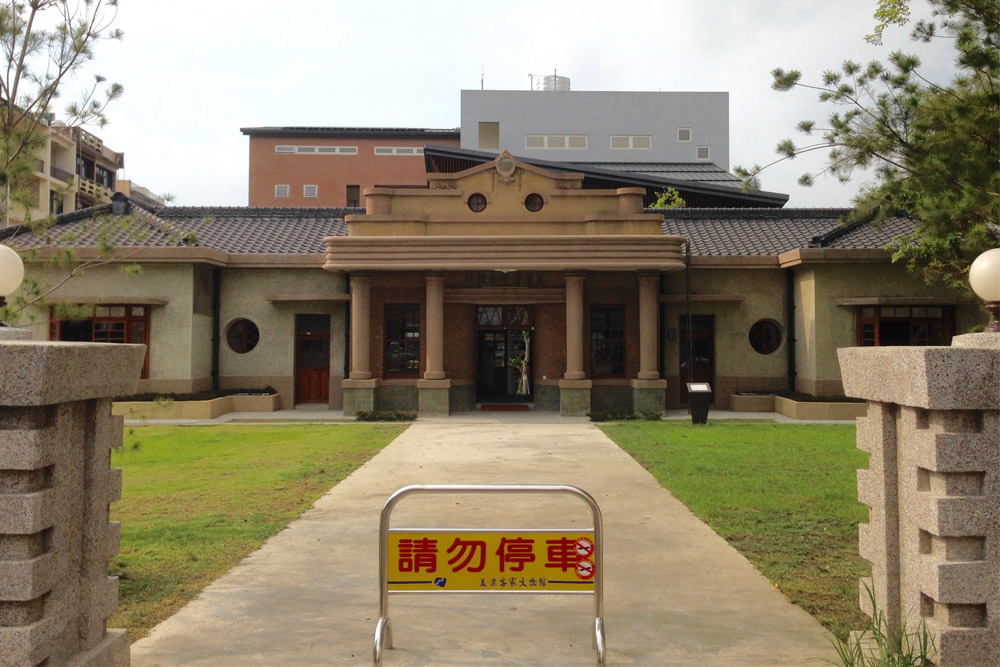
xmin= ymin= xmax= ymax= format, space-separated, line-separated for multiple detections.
xmin=467 ymin=193 xmax=487 ymax=213
xmin=524 ymin=193 xmax=544 ymax=212
xmin=748 ymin=319 xmax=782 ymax=355
xmin=227 ymin=319 xmax=260 ymax=354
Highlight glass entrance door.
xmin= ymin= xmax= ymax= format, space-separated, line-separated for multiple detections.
xmin=475 ymin=306 xmax=533 ymax=403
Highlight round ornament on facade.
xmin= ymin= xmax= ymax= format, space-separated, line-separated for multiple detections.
xmin=227 ymin=318 xmax=260 ymax=354
xmin=524 ymin=193 xmax=544 ymax=212
xmin=748 ymin=319 xmax=782 ymax=355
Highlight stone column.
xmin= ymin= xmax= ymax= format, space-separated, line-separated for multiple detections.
xmin=0 ymin=339 xmax=145 ymax=667
xmin=838 ymin=333 xmax=1000 ymax=667
xmin=559 ymin=271 xmax=592 ymax=416
xmin=342 ymin=272 xmax=378 ymax=416
xmin=349 ymin=272 xmax=372 ymax=380
xmin=418 ymin=272 xmax=451 ymax=415
xmin=564 ymin=272 xmax=586 ymax=381
xmin=423 ymin=273 xmax=445 ymax=381
xmin=632 ymin=271 xmax=667 ymax=415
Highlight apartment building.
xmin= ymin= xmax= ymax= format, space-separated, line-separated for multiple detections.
xmin=241 ymin=127 xmax=461 ymax=207
xmin=4 ymin=118 xmax=125 ymax=227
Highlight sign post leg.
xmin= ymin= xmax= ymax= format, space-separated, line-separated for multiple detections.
xmin=373 ymin=616 xmax=392 ymax=667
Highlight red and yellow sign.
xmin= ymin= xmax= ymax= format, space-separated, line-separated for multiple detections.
xmin=387 ymin=529 xmax=597 ymax=593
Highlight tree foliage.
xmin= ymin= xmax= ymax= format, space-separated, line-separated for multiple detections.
xmin=734 ymin=0 xmax=999 ymax=296
xmin=0 ymin=1 xmax=141 ymax=327
xmin=0 ymin=0 xmax=123 ymax=221
xmin=650 ymin=187 xmax=686 ymax=209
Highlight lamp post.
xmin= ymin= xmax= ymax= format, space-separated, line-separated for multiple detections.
xmin=969 ymin=248 xmax=1000 ymax=333
xmin=0 ymin=243 xmax=25 ymax=327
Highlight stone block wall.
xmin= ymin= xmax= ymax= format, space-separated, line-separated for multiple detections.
xmin=0 ymin=339 xmax=144 ymax=667
xmin=839 ymin=333 xmax=999 ymax=666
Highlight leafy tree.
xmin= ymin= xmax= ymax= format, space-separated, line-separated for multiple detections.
xmin=0 ymin=0 xmax=124 ymax=224
xmin=0 ymin=1 xmax=152 ymax=328
xmin=650 ymin=187 xmax=686 ymax=209
xmin=735 ymin=0 xmax=999 ymax=296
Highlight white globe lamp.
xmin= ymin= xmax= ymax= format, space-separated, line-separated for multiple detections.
xmin=969 ymin=248 xmax=1000 ymax=333
xmin=0 ymin=243 xmax=24 ymax=310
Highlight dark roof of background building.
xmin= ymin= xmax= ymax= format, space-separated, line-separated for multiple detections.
xmin=656 ymin=207 xmax=916 ymax=256
xmin=240 ymin=126 xmax=460 ymax=139
xmin=423 ymin=145 xmax=789 ymax=209
xmin=1 ymin=195 xmax=913 ymax=259
xmin=580 ymin=162 xmax=744 ymax=188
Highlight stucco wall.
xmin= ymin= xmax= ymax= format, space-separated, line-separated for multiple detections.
xmin=795 ymin=262 xmax=980 ymax=396
xmin=22 ymin=262 xmax=199 ymax=392
xmin=662 ymin=267 xmax=788 ymax=406
xmin=219 ymin=267 xmax=347 ymax=408
xmin=191 ymin=265 xmax=214 ymax=389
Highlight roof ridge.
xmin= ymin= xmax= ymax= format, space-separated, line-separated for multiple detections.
xmin=649 ymin=207 xmax=854 ymax=219
xmin=160 ymin=205 xmax=365 ymax=216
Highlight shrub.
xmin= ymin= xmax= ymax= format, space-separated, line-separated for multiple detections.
xmin=115 ymin=387 xmax=276 ymax=402
xmin=355 ymin=410 xmax=416 ymax=422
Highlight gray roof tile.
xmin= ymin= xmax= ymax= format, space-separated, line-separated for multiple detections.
xmin=3 ymin=199 xmax=353 ymax=255
xmin=1 ymin=197 xmax=914 ymax=259
xmin=655 ymin=208 xmax=916 ymax=256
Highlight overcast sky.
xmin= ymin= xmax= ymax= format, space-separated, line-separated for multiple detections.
xmin=75 ymin=0 xmax=957 ymax=208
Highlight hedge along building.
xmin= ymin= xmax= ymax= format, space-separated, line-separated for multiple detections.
xmin=1 ymin=154 xmax=982 ymax=414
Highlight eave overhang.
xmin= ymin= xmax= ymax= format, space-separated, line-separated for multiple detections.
xmin=323 ymin=235 xmax=686 ymax=272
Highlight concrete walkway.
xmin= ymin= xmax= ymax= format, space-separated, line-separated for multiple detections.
xmin=130 ymin=414 xmax=841 ymax=665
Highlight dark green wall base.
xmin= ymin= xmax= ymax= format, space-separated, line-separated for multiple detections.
xmin=591 ymin=384 xmax=633 ymax=415
xmin=375 ymin=384 xmax=418 ymax=412
xmin=449 ymin=384 xmax=477 ymax=413
xmin=534 ymin=384 xmax=560 ymax=412
xmin=560 ymin=387 xmax=591 ymax=416
xmin=343 ymin=387 xmax=375 ymax=417
xmin=418 ymin=387 xmax=450 ymax=415
xmin=632 ymin=385 xmax=666 ymax=415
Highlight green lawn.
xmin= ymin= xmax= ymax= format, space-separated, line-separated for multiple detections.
xmin=109 ymin=424 xmax=406 ymax=641
xmin=600 ymin=420 xmax=870 ymax=638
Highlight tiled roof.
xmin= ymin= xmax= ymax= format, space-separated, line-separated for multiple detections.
xmin=2 ymin=198 xmax=354 ymax=255
xmin=1 ymin=196 xmax=915 ymax=259
xmin=577 ymin=162 xmax=744 ymax=188
xmin=655 ymin=208 xmax=916 ymax=256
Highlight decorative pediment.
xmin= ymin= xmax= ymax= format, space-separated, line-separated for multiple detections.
xmin=346 ymin=151 xmax=664 ymax=238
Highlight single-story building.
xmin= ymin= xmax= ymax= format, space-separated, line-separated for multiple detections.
xmin=2 ymin=152 xmax=980 ymax=414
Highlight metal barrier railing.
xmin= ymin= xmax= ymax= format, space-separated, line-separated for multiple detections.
xmin=374 ymin=484 xmax=605 ymax=666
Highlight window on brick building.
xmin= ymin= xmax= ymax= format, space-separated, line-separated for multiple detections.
xmin=346 ymin=185 xmax=360 ymax=207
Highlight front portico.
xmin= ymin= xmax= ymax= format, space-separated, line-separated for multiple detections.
xmin=325 ymin=152 xmax=685 ymax=416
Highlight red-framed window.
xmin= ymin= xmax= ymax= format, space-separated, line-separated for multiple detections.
xmin=856 ymin=305 xmax=954 ymax=347
xmin=384 ymin=304 xmax=420 ymax=377
xmin=50 ymin=304 xmax=151 ymax=378
xmin=590 ymin=305 xmax=625 ymax=377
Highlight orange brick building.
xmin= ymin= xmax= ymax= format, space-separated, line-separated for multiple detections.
xmin=241 ymin=127 xmax=460 ymax=207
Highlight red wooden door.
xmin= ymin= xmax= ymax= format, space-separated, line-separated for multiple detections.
xmin=295 ymin=315 xmax=330 ymax=404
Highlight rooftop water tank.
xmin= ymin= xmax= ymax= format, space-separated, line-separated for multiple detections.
xmin=538 ymin=74 xmax=570 ymax=91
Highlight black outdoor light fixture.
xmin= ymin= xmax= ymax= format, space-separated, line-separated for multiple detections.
xmin=0 ymin=243 xmax=24 ymax=326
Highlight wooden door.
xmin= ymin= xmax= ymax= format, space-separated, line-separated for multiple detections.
xmin=295 ymin=314 xmax=330 ymax=404
xmin=679 ymin=315 xmax=715 ymax=403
